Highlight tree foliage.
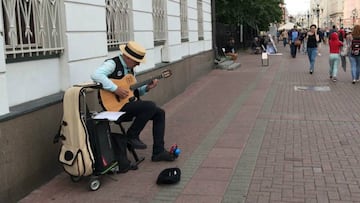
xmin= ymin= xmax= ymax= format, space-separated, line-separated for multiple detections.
xmin=216 ymin=0 xmax=283 ymax=31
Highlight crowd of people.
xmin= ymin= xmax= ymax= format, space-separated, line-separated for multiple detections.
xmin=276 ymin=24 xmax=360 ymax=84
xmin=220 ymin=23 xmax=360 ymax=85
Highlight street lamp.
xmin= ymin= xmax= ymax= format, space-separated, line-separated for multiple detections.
xmin=301 ymin=17 xmax=304 ymax=27
xmin=351 ymin=9 xmax=358 ymax=27
xmin=279 ymin=3 xmax=286 ymax=23
xmin=313 ymin=4 xmax=322 ymax=28
xmin=307 ymin=11 xmax=310 ymax=28
xmin=339 ymin=17 xmax=343 ymax=28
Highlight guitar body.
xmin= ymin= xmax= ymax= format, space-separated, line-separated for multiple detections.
xmin=99 ymin=69 xmax=172 ymax=111
xmin=99 ymin=74 xmax=137 ymax=111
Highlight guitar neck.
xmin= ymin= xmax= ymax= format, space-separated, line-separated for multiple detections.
xmin=130 ymin=75 xmax=163 ymax=90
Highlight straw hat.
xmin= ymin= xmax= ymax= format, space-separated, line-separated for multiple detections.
xmin=119 ymin=41 xmax=146 ymax=63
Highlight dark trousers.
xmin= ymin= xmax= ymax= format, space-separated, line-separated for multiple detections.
xmin=120 ymin=100 xmax=165 ymax=155
xmin=290 ymin=43 xmax=297 ymax=57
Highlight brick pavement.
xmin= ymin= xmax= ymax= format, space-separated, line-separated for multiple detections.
xmin=20 ymin=43 xmax=360 ymax=203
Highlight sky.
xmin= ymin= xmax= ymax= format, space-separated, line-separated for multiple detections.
xmin=284 ymin=0 xmax=311 ymax=15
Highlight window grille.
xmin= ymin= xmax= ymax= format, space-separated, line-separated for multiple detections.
xmin=152 ymin=0 xmax=166 ymax=43
xmin=1 ymin=0 xmax=64 ymax=59
xmin=180 ymin=0 xmax=188 ymax=41
xmin=106 ymin=0 xmax=132 ymax=50
xmin=197 ymin=0 xmax=203 ymax=40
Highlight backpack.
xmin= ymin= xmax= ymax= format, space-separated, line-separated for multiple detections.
xmin=317 ymin=30 xmax=323 ymax=42
xmin=351 ymin=38 xmax=360 ymax=56
xmin=111 ymin=134 xmax=132 ymax=173
xmin=338 ymin=31 xmax=344 ymax=42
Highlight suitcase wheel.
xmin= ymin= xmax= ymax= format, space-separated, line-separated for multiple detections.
xmin=89 ymin=177 xmax=101 ymax=191
xmin=70 ymin=175 xmax=81 ymax=183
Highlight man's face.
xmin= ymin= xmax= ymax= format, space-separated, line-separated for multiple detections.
xmin=129 ymin=59 xmax=140 ymax=68
xmin=124 ymin=55 xmax=140 ymax=68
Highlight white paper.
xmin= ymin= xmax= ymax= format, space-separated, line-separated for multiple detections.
xmin=92 ymin=111 xmax=126 ymax=121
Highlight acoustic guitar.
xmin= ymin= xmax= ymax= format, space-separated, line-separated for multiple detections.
xmin=99 ymin=69 xmax=172 ymax=111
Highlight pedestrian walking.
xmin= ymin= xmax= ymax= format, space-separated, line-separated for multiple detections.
xmin=317 ymin=28 xmax=324 ymax=56
xmin=348 ymin=25 xmax=360 ymax=84
xmin=289 ymin=26 xmax=300 ymax=58
xmin=306 ymin=24 xmax=320 ymax=74
xmin=300 ymin=29 xmax=307 ymax=54
xmin=338 ymin=27 xmax=347 ymax=70
xmin=281 ymin=29 xmax=288 ymax=47
xmin=328 ymin=32 xmax=343 ymax=82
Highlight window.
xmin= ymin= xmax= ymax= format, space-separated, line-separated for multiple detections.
xmin=1 ymin=0 xmax=64 ymax=59
xmin=197 ymin=0 xmax=203 ymax=40
xmin=153 ymin=0 xmax=166 ymax=45
xmin=180 ymin=0 xmax=188 ymax=42
xmin=106 ymin=0 xmax=132 ymax=50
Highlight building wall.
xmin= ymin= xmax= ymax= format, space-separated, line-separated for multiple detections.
xmin=0 ymin=51 xmax=214 ymax=203
xmin=344 ymin=0 xmax=360 ymax=28
xmin=0 ymin=0 xmax=213 ymax=113
xmin=310 ymin=0 xmax=360 ymax=29
xmin=0 ymin=0 xmax=214 ymax=202
xmin=0 ymin=0 xmax=8 ymax=115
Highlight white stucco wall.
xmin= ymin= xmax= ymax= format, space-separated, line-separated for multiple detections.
xmin=203 ymin=0 xmax=212 ymax=50
xmin=6 ymin=59 xmax=62 ymax=106
xmin=0 ymin=74 xmax=9 ymax=114
xmin=0 ymin=2 xmax=9 ymax=115
xmin=0 ymin=0 xmax=213 ymax=115
xmin=62 ymin=1 xmax=108 ymax=88
xmin=132 ymin=3 xmax=156 ymax=72
xmin=164 ymin=1 xmax=182 ymax=62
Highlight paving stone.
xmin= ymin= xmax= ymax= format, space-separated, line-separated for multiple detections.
xmin=21 ymin=43 xmax=360 ymax=203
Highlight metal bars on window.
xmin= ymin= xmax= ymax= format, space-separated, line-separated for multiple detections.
xmin=106 ymin=0 xmax=132 ymax=50
xmin=180 ymin=0 xmax=188 ymax=41
xmin=1 ymin=0 xmax=64 ymax=59
xmin=153 ymin=0 xmax=166 ymax=43
xmin=197 ymin=0 xmax=203 ymax=40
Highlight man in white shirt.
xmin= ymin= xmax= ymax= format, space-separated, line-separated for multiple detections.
xmin=91 ymin=41 xmax=175 ymax=162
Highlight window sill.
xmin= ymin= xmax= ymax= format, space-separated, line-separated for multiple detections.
xmin=6 ymin=53 xmax=61 ymax=63
xmin=0 ymin=92 xmax=64 ymax=122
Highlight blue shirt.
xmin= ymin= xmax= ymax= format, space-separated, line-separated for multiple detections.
xmin=91 ymin=54 xmax=147 ymax=96
xmin=291 ymin=31 xmax=299 ymax=42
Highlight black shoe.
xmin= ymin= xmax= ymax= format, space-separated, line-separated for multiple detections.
xmin=128 ymin=138 xmax=147 ymax=149
xmin=310 ymin=70 xmax=313 ymax=74
xmin=151 ymin=150 xmax=175 ymax=162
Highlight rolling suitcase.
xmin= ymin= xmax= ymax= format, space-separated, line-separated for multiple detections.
xmin=55 ymin=84 xmax=119 ymax=191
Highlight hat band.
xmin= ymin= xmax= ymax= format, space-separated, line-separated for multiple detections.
xmin=125 ymin=46 xmax=144 ymax=60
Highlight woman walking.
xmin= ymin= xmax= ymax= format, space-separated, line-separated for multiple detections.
xmin=281 ymin=29 xmax=288 ymax=47
xmin=306 ymin=24 xmax=320 ymax=74
xmin=328 ymin=32 xmax=343 ymax=82
xmin=348 ymin=25 xmax=360 ymax=84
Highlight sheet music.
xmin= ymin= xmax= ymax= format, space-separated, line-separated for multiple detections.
xmin=93 ymin=111 xmax=126 ymax=121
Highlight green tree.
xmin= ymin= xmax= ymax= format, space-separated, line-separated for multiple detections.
xmin=216 ymin=0 xmax=283 ymax=31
